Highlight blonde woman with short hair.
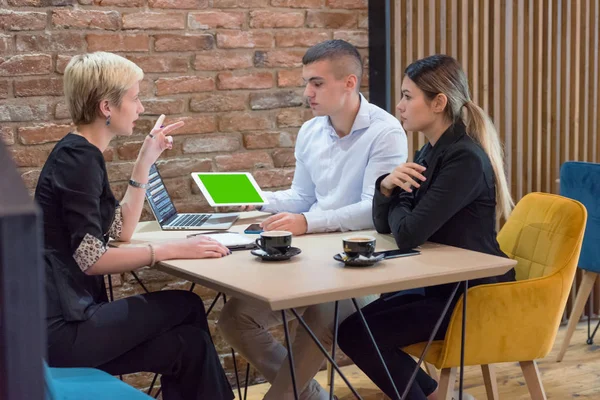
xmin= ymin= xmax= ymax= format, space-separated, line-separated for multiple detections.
xmin=36 ymin=52 xmax=234 ymax=400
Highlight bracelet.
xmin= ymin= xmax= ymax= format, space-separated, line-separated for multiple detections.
xmin=129 ymin=179 xmax=149 ymax=189
xmin=148 ymin=243 xmax=156 ymax=268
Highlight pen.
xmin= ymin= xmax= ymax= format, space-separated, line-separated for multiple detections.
xmin=186 ymin=231 xmax=226 ymax=238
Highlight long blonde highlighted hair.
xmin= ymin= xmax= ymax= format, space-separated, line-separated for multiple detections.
xmin=405 ymin=54 xmax=513 ymax=223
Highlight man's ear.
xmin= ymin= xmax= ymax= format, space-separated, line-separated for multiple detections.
xmin=345 ymin=74 xmax=358 ymax=92
xmin=431 ymin=93 xmax=448 ymax=114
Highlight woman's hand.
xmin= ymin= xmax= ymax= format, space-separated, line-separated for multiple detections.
xmin=137 ymin=114 xmax=184 ymax=167
xmin=380 ymin=162 xmax=427 ymax=196
xmin=167 ymin=236 xmax=231 ymax=260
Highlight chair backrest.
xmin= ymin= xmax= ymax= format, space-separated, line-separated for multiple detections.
xmin=560 ymin=161 xmax=600 ymax=273
xmin=497 ymin=192 xmax=587 ymax=286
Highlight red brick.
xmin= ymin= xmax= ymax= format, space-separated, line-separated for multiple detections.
xmin=0 ymin=100 xmax=50 ymax=122
xmin=358 ymin=11 xmax=368 ymax=28
xmin=149 ymin=0 xmax=208 ymax=8
xmin=20 ymin=169 xmax=41 ymax=189
xmin=278 ymin=69 xmax=304 ymax=87
xmin=10 ymin=147 xmax=51 ymax=168
xmin=188 ymin=11 xmax=245 ymax=30
xmin=219 ymin=112 xmax=272 ymax=132
xmin=333 ymin=30 xmax=368 ymax=48
xmin=272 ymin=148 xmax=296 ymax=167
xmin=0 ymin=54 xmax=52 ymax=76
xmin=164 ymin=115 xmax=217 ymax=135
xmin=182 ymin=135 xmax=240 ymax=154
xmin=0 ymin=11 xmax=46 ymax=31
xmin=275 ymin=30 xmax=329 ymax=48
xmin=249 ymin=11 xmax=304 ymax=28
xmin=93 ymin=0 xmax=143 ymax=6
xmin=250 ymin=91 xmax=303 ymax=110
xmin=216 ymin=72 xmax=272 ymax=90
xmin=7 ymin=0 xmax=73 ymax=4
xmin=216 ymin=31 xmax=272 ymax=49
xmin=122 ymin=12 xmax=184 ymax=30
xmin=271 ymin=0 xmax=322 ymax=7
xmin=277 ymin=108 xmax=313 ymax=127
xmin=54 ymin=101 xmax=70 ymax=119
xmin=52 ymin=9 xmax=120 ymax=31
xmin=155 ymin=157 xmax=212 ymax=178
xmin=141 ymin=98 xmax=185 ymax=115
xmin=1 ymin=127 xmax=14 ymax=146
xmin=0 ymin=80 xmax=9 ymax=99
xmin=326 ymin=0 xmax=367 ymax=9
xmin=306 ymin=11 xmax=357 ymax=29
xmin=215 ymin=151 xmax=273 ymax=172
xmin=154 ymin=34 xmax=213 ymax=52
xmin=106 ymin=162 xmax=134 ymax=182
xmin=194 ymin=51 xmax=253 ymax=71
xmin=279 ymin=131 xmax=298 ymax=147
xmin=132 ymin=119 xmax=154 ymax=136
xmin=14 ymin=77 xmax=63 ymax=97
xmin=103 ymin=148 xmax=114 ymax=162
xmin=55 ymin=55 xmax=72 ymax=74
xmin=16 ymin=33 xmax=85 ymax=52
xmin=18 ymin=123 xmax=71 ymax=145
xmin=0 ymin=35 xmax=11 ymax=54
xmin=155 ymin=76 xmax=214 ymax=96
xmin=213 ymin=0 xmax=268 ymax=7
xmin=139 ymin=78 xmax=154 ymax=97
xmin=87 ymin=34 xmax=149 ymax=52
xmin=126 ymin=56 xmax=188 ymax=73
xmin=116 ymin=141 xmax=142 ymax=160
xmin=254 ymin=50 xmax=304 ymax=68
xmin=243 ymin=132 xmax=280 ymax=149
xmin=253 ymin=169 xmax=294 ymax=188
xmin=189 ymin=93 xmax=247 ymax=113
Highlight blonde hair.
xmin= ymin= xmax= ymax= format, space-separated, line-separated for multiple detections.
xmin=64 ymin=52 xmax=143 ymax=125
xmin=405 ymin=55 xmax=513 ymax=223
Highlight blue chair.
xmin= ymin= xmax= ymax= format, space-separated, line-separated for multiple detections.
xmin=556 ymin=161 xmax=600 ymax=361
xmin=44 ymin=362 xmax=153 ymax=400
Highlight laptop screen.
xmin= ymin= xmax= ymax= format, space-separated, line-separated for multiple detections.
xmin=146 ymin=164 xmax=177 ymax=224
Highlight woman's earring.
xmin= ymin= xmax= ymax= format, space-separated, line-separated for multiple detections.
xmin=105 ymin=115 xmax=111 ymax=126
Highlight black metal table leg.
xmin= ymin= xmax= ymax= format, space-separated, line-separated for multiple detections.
xmin=329 ymin=301 xmax=339 ymax=400
xmin=458 ymin=280 xmax=468 ymax=400
xmin=281 ymin=310 xmax=300 ymax=400
xmin=130 ymin=271 xmax=150 ymax=294
xmin=401 ymin=282 xmax=462 ymax=400
xmin=289 ymin=308 xmax=363 ymax=399
xmin=351 ymin=298 xmax=400 ymax=399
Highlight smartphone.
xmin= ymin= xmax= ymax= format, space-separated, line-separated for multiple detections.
xmin=373 ymin=249 xmax=421 ymax=259
xmin=244 ymin=223 xmax=263 ymax=234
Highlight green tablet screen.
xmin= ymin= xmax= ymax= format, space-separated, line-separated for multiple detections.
xmin=195 ymin=173 xmax=264 ymax=204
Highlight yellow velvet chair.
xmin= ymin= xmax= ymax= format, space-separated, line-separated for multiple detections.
xmin=400 ymin=192 xmax=587 ymax=400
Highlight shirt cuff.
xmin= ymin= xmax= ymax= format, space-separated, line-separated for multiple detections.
xmin=303 ymin=211 xmax=327 ymax=233
xmin=73 ymin=233 xmax=107 ymax=273
xmin=108 ymin=205 xmax=123 ymax=240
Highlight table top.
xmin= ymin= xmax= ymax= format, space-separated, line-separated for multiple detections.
xmin=116 ymin=213 xmax=516 ymax=311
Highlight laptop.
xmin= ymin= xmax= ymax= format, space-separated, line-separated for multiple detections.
xmin=145 ymin=164 xmax=239 ymax=230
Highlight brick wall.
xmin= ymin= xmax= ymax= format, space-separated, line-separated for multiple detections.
xmin=2 ymin=0 xmax=368 ymax=392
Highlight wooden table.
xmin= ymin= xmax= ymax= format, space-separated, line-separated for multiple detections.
xmin=116 ymin=213 xmax=516 ymax=400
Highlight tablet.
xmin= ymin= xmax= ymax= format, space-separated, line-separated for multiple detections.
xmin=191 ymin=172 xmax=268 ymax=207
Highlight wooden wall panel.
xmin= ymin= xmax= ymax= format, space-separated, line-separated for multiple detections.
xmin=391 ymin=0 xmax=600 ymax=320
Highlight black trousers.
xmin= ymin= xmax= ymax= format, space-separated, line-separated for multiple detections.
xmin=47 ymin=290 xmax=234 ymax=400
xmin=338 ymin=293 xmax=456 ymax=400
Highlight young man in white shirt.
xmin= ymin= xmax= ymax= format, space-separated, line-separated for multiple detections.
xmin=218 ymin=40 xmax=407 ymax=400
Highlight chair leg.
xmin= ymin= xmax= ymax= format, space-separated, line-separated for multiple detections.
xmin=438 ymin=368 xmax=456 ymax=400
xmin=481 ymin=364 xmax=499 ymax=400
xmin=556 ymin=271 xmax=597 ymax=362
xmin=425 ymin=362 xmax=439 ymax=382
xmin=519 ymin=361 xmax=547 ymax=400
xmin=326 ymin=361 xmax=333 ymax=387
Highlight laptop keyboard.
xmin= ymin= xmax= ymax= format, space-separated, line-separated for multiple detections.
xmin=168 ymin=214 xmax=210 ymax=227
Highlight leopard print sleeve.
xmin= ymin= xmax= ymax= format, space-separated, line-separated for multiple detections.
xmin=108 ymin=205 xmax=123 ymax=240
xmin=73 ymin=233 xmax=107 ymax=272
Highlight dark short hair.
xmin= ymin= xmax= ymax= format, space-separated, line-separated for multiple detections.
xmin=302 ymin=39 xmax=363 ymax=86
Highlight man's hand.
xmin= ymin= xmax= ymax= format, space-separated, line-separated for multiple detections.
xmin=261 ymin=212 xmax=308 ymax=236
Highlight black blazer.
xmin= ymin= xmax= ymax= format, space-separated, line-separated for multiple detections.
xmin=373 ymin=121 xmax=515 ymax=298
